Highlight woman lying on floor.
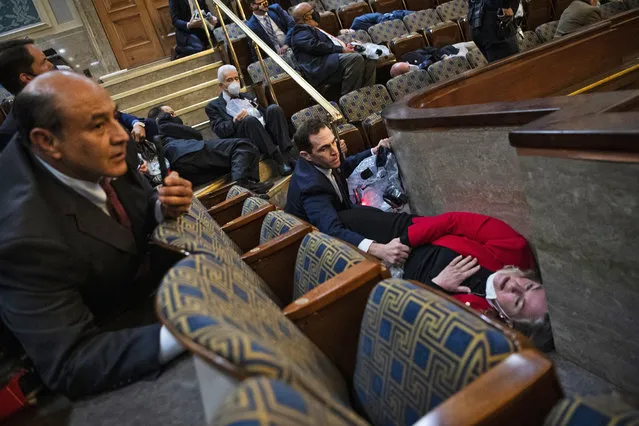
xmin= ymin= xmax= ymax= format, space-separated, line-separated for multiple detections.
xmin=338 ymin=209 xmax=548 ymax=326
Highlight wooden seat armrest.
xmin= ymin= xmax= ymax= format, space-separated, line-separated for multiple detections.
xmin=196 ymin=181 xmax=236 ymax=208
xmin=242 ymin=225 xmax=313 ymax=305
xmin=207 ymin=192 xmax=251 ymax=225
xmin=413 ymin=349 xmax=563 ymax=426
xmin=283 ymin=261 xmax=390 ymax=381
xmin=222 ymin=205 xmax=277 ymax=252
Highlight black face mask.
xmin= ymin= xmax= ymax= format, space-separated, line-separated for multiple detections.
xmin=311 ymin=10 xmax=321 ymax=23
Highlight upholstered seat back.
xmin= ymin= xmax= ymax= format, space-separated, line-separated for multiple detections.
xmin=403 ymin=9 xmax=442 ymax=32
xmin=465 ymin=48 xmax=488 ymax=68
xmin=386 ymin=69 xmax=433 ymax=100
xmin=545 ymin=395 xmax=639 ymax=426
xmin=323 ymin=0 xmax=362 ymax=11
xmin=260 ymin=211 xmax=305 ymax=245
xmin=427 ymin=56 xmax=471 ymax=82
xmin=436 ymin=0 xmax=468 ymax=21
xmin=291 ymin=101 xmax=344 ymax=130
xmin=339 ymin=84 xmax=393 ymax=122
xmin=241 ymin=196 xmax=270 ymax=216
xmin=354 ymin=279 xmax=518 ymax=426
xmin=517 ymin=30 xmax=542 ymax=51
xmin=213 ymin=378 xmax=368 ymax=426
xmin=367 ymin=19 xmax=410 ymax=44
xmin=226 ymin=184 xmax=251 ymax=200
xmin=293 ymin=232 xmax=367 ymax=299
xmin=157 ymin=254 xmax=349 ymax=402
xmin=535 ymin=20 xmax=559 ymax=42
xmin=214 ymin=23 xmax=246 ymax=43
xmin=600 ymin=0 xmax=628 ymax=18
xmin=153 ymin=197 xmax=242 ymax=256
xmin=337 ymin=29 xmax=373 ymax=44
xmin=247 ymin=51 xmax=298 ymax=83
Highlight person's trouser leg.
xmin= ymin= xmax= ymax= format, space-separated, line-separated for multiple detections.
xmin=180 ymin=33 xmax=205 ymax=57
xmin=338 ymin=53 xmax=365 ymax=95
xmin=234 ymin=116 xmax=279 ymax=156
xmin=264 ymin=104 xmax=294 ymax=155
xmin=473 ymin=14 xmax=519 ymax=62
xmin=361 ymin=58 xmax=377 ymax=88
xmin=205 ymin=138 xmax=260 ymax=182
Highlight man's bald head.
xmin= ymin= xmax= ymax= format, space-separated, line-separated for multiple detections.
xmin=292 ymin=2 xmax=313 ymax=23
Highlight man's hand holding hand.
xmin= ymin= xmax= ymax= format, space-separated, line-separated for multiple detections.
xmin=369 ymin=238 xmax=410 ymax=265
xmin=159 ymin=172 xmax=193 ymax=219
xmin=233 ymin=109 xmax=248 ymax=122
xmin=371 ymin=138 xmax=391 ymax=155
xmin=431 ymin=255 xmax=480 ymax=293
xmin=187 ymin=17 xmax=203 ymax=29
xmin=278 ymin=45 xmax=289 ymax=54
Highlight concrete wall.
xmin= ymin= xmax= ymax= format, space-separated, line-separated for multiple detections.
xmin=519 ymin=155 xmax=639 ymax=394
xmin=388 ymin=126 xmax=533 ymax=239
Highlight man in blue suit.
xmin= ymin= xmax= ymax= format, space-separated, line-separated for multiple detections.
xmin=285 ymin=118 xmax=410 ymax=265
xmin=246 ymin=0 xmax=295 ymax=61
xmin=287 ymin=2 xmax=376 ymax=95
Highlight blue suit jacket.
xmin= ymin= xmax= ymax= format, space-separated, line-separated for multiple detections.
xmin=285 ymin=149 xmax=373 ymax=247
xmin=246 ymin=5 xmax=295 ymax=61
xmin=287 ymin=24 xmax=343 ymax=87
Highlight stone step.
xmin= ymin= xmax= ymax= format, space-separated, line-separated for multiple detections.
xmin=124 ymin=80 xmax=220 ymax=119
xmin=177 ymin=101 xmax=213 ymax=127
xmin=112 ymin=63 xmax=221 ymax=111
xmin=102 ymin=49 xmax=219 ymax=96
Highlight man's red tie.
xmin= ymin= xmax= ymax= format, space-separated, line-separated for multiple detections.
xmin=100 ymin=178 xmax=132 ymax=231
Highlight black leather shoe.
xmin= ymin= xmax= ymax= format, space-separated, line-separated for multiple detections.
xmin=239 ymin=180 xmax=274 ymax=194
xmin=277 ymin=162 xmax=293 ymax=176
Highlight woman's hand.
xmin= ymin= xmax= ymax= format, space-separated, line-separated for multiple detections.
xmin=431 ymin=255 xmax=480 ymax=293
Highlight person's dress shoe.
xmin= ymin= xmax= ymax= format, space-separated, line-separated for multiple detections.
xmin=277 ymin=162 xmax=293 ymax=176
xmin=241 ymin=180 xmax=274 ymax=194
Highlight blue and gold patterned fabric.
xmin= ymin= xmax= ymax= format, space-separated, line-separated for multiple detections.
xmin=427 ymin=56 xmax=471 ymax=82
xmin=600 ymin=0 xmax=628 ymax=18
xmin=241 ymin=196 xmax=270 ymax=216
xmin=535 ymin=20 xmax=559 ymax=43
xmin=403 ymin=9 xmax=442 ymax=32
xmin=367 ymin=19 xmax=411 ymax=44
xmin=339 ymin=84 xmax=393 ymax=122
xmin=153 ymin=197 xmax=242 ymax=256
xmin=226 ymin=184 xmax=251 ymax=200
xmin=386 ymin=69 xmax=433 ymax=100
xmin=465 ymin=48 xmax=488 ymax=68
xmin=545 ymin=395 xmax=639 ymax=426
xmin=158 ymin=254 xmax=349 ymax=404
xmin=516 ymin=30 xmax=542 ymax=52
xmin=338 ymin=29 xmax=373 ymax=44
xmin=214 ymin=23 xmax=246 ymax=43
xmin=362 ymin=112 xmax=382 ymax=128
xmin=290 ymin=102 xmax=345 ymax=130
xmin=213 ymin=378 xmax=368 ymax=426
xmin=247 ymin=51 xmax=298 ymax=84
xmin=293 ymin=232 xmax=367 ymax=299
xmin=322 ymin=0 xmax=362 ymax=11
xmin=435 ymin=0 xmax=468 ymax=21
xmin=260 ymin=211 xmax=305 ymax=245
xmin=353 ymin=279 xmax=517 ymax=426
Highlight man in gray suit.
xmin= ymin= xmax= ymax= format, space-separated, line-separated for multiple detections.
xmin=555 ymin=0 xmax=602 ymax=38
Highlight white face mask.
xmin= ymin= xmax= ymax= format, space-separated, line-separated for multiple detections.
xmin=227 ymin=81 xmax=241 ymax=97
xmin=485 ymin=272 xmax=498 ymax=300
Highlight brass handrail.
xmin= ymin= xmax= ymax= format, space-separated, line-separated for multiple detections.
xmin=207 ymin=0 xmax=344 ymax=122
xmin=193 ymin=1 xmax=215 ymax=53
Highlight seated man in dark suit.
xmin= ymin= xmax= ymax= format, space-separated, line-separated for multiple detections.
xmin=246 ymin=0 xmax=296 ymax=61
xmin=205 ymin=64 xmax=296 ymax=176
xmin=287 ymin=2 xmax=376 ymax=96
xmin=0 ymin=71 xmax=193 ymax=398
xmin=554 ymin=0 xmax=602 ymax=38
xmin=0 ymin=38 xmax=55 ymax=152
xmin=285 ymin=118 xmax=410 ymax=265
xmin=148 ymin=105 xmax=272 ymax=193
xmin=169 ymin=0 xmax=218 ymax=58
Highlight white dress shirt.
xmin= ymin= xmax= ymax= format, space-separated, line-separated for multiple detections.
xmin=223 ymin=91 xmax=265 ymax=125
xmin=36 ymin=156 xmax=184 ymax=364
xmin=314 ymin=165 xmax=373 ymax=253
xmin=255 ymin=13 xmax=287 ymax=47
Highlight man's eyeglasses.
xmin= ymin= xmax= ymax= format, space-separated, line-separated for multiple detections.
xmin=254 ymin=0 xmax=269 ymax=7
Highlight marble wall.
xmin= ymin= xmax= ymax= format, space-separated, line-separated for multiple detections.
xmin=519 ymin=155 xmax=639 ymax=395
xmin=388 ymin=126 xmax=533 ymax=239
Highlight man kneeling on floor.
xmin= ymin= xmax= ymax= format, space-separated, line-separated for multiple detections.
xmin=148 ymin=105 xmax=272 ymax=194
xmin=0 ymin=71 xmax=191 ymax=398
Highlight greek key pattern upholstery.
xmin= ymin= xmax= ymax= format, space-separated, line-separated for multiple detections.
xmin=322 ymin=0 xmax=362 ymax=11
xmin=517 ymin=30 xmax=542 ymax=51
xmin=427 ymin=56 xmax=470 ymax=82
xmin=363 ymin=112 xmax=383 ymax=128
xmin=535 ymin=20 xmax=559 ymax=43
xmin=247 ymin=52 xmax=298 ymax=84
xmin=213 ymin=378 xmax=368 ymax=426
xmin=386 ymin=69 xmax=433 ymax=100
xmin=305 ymin=0 xmax=328 ymax=12
xmin=436 ymin=0 xmax=468 ymax=21
xmin=600 ymin=0 xmax=628 ymax=18
xmin=293 ymin=232 xmax=367 ymax=299
xmin=465 ymin=48 xmax=488 ymax=68
xmin=403 ymin=9 xmax=442 ymax=32
xmin=354 ymin=279 xmax=517 ymax=426
xmin=226 ymin=184 xmax=251 ymax=200
xmin=214 ymin=23 xmax=246 ymax=42
xmin=260 ymin=211 xmax=305 ymax=245
xmin=291 ymin=102 xmax=344 ymax=130
xmin=367 ymin=19 xmax=410 ymax=44
xmin=545 ymin=395 xmax=639 ymax=426
xmin=625 ymin=0 xmax=639 ymax=9
xmin=339 ymin=84 xmax=393 ymax=122
xmin=337 ymin=29 xmax=373 ymax=44
xmin=157 ymin=254 xmax=350 ymax=402
xmin=242 ymin=196 xmax=270 ymax=216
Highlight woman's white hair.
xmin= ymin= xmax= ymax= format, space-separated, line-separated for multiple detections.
xmin=217 ymin=64 xmax=237 ymax=82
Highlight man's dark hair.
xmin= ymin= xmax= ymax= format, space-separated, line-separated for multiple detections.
xmin=0 ymin=38 xmax=36 ymax=95
xmin=293 ymin=117 xmax=329 ymax=153
xmin=13 ymin=89 xmax=64 ymax=145
xmin=148 ymin=106 xmax=164 ymax=120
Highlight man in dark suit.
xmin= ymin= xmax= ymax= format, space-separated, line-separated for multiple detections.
xmin=148 ymin=105 xmax=272 ymax=192
xmin=205 ymin=64 xmax=295 ymax=176
xmin=0 ymin=71 xmax=193 ymax=398
xmin=246 ymin=0 xmax=296 ymax=61
xmin=287 ymin=2 xmax=376 ymax=95
xmin=554 ymin=0 xmax=602 ymax=38
xmin=285 ymin=118 xmax=410 ymax=265
xmin=169 ymin=0 xmax=218 ymax=58
xmin=0 ymin=38 xmax=54 ymax=152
